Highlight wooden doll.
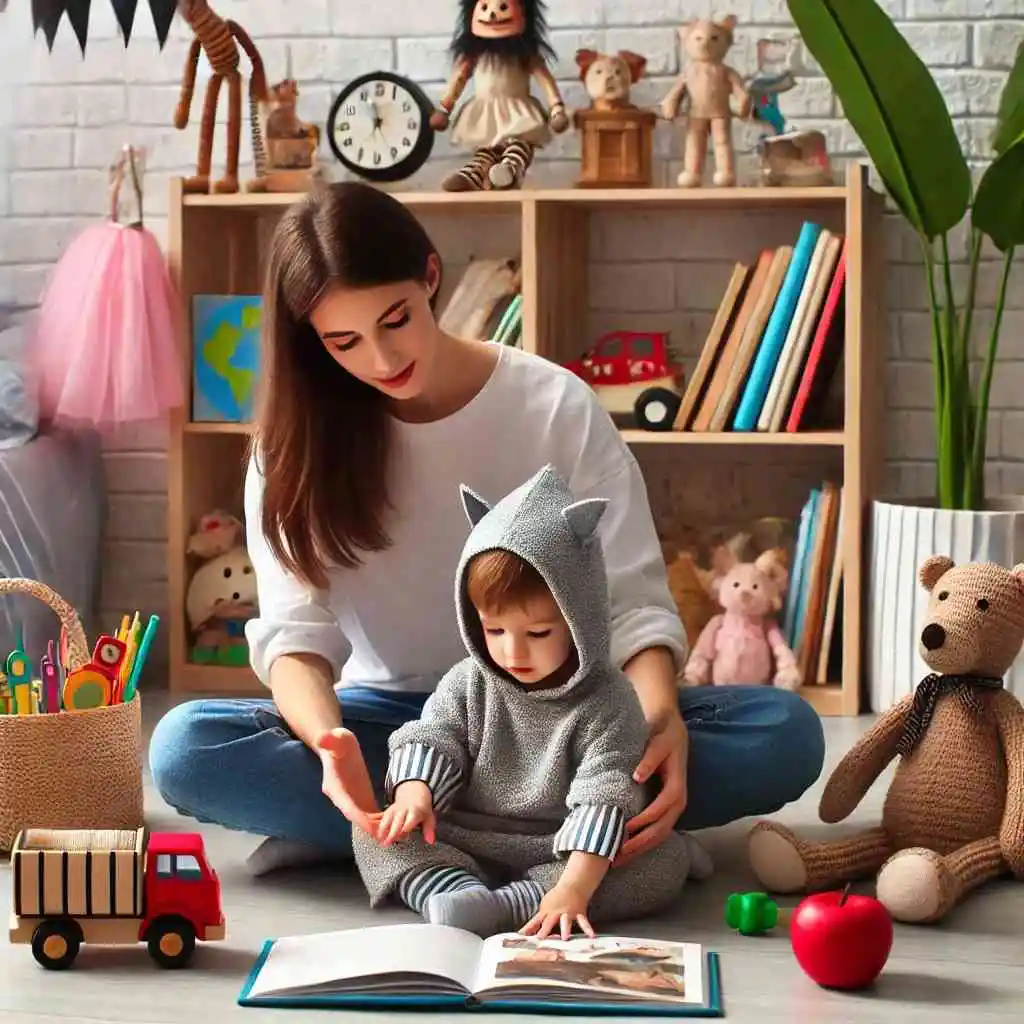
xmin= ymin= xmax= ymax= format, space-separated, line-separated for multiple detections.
xmin=431 ymin=0 xmax=569 ymax=192
xmin=660 ymin=15 xmax=751 ymax=187
xmin=173 ymin=0 xmax=271 ymax=194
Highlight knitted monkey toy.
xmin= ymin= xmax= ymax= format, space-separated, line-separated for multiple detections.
xmin=173 ymin=0 xmax=269 ymax=194
xmin=431 ymin=0 xmax=568 ymax=192
xmin=748 ymin=555 xmax=1024 ymax=924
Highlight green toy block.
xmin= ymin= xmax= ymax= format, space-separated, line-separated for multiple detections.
xmin=725 ymin=891 xmax=780 ymax=935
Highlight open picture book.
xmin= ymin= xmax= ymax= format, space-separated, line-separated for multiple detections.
xmin=239 ymin=923 xmax=723 ymax=1017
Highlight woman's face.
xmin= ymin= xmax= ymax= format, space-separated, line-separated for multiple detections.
xmin=308 ymin=255 xmax=441 ymax=399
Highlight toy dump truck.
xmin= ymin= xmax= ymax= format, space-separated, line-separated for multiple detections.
xmin=9 ymin=827 xmax=225 ymax=970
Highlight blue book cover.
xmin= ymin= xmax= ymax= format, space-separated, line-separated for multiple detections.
xmin=790 ymin=489 xmax=823 ymax=651
xmin=238 ymin=924 xmax=723 ymax=1017
xmin=731 ymin=221 xmax=822 ymax=431
xmin=784 ymin=488 xmax=819 ymax=646
xmin=192 ymin=294 xmax=262 ymax=423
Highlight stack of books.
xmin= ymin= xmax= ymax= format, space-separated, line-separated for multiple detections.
xmin=438 ymin=258 xmax=523 ymax=348
xmin=784 ymin=481 xmax=843 ymax=686
xmin=672 ymin=221 xmax=846 ymax=433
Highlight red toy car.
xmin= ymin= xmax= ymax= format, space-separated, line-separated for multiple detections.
xmin=10 ymin=826 xmax=225 ymax=970
xmin=563 ymin=331 xmax=684 ymax=430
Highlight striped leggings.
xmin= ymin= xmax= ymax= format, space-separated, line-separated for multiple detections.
xmin=398 ymin=865 xmax=543 ymax=923
xmin=451 ymin=138 xmax=536 ymax=190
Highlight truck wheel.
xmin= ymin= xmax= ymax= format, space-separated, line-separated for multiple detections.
xmin=634 ymin=387 xmax=682 ymax=431
xmin=146 ymin=916 xmax=197 ymax=969
xmin=31 ymin=919 xmax=82 ymax=970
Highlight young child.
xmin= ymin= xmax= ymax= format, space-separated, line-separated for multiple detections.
xmin=352 ymin=464 xmax=711 ymax=938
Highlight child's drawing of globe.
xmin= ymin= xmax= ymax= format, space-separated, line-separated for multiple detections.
xmin=192 ymin=295 xmax=262 ymax=422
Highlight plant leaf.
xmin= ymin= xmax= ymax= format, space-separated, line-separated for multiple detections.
xmin=973 ymin=132 xmax=1024 ymax=252
xmin=786 ymin=0 xmax=970 ymax=238
xmin=992 ymin=41 xmax=1024 ymax=155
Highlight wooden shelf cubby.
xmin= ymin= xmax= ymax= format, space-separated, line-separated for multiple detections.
xmin=165 ymin=165 xmax=885 ymax=715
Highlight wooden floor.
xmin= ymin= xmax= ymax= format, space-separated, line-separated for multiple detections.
xmin=2 ymin=689 xmax=1021 ymax=1022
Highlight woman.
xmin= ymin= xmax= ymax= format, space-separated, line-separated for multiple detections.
xmin=149 ymin=182 xmax=824 ymax=876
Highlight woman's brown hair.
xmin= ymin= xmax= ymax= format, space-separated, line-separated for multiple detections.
xmin=250 ymin=181 xmax=441 ymax=589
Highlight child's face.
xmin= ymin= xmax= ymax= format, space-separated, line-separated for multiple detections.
xmin=477 ymin=593 xmax=571 ymax=684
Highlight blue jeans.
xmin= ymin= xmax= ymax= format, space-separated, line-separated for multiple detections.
xmin=149 ymin=684 xmax=824 ymax=853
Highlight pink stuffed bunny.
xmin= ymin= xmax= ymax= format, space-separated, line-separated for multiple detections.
xmin=683 ymin=550 xmax=801 ymax=690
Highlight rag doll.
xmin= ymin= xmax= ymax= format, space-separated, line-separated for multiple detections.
xmin=683 ymin=549 xmax=801 ymax=689
xmin=431 ymin=0 xmax=569 ymax=192
xmin=173 ymin=0 xmax=271 ymax=194
xmin=575 ymin=48 xmax=648 ymax=112
xmin=659 ymin=15 xmax=751 ymax=187
xmin=748 ymin=556 xmax=1024 ymax=924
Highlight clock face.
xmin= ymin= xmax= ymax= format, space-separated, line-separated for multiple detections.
xmin=328 ymin=72 xmax=435 ymax=182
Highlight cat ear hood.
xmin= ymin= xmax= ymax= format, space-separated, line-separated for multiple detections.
xmin=455 ymin=464 xmax=610 ymax=698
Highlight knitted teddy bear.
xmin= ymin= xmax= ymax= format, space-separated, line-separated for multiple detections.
xmin=747 ymin=555 xmax=1024 ymax=924
xmin=683 ymin=549 xmax=801 ymax=690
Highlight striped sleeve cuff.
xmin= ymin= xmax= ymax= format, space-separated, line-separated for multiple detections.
xmin=385 ymin=742 xmax=463 ymax=811
xmin=553 ymin=804 xmax=626 ymax=860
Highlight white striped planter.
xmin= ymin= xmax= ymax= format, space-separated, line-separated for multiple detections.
xmin=868 ymin=496 xmax=1024 ymax=711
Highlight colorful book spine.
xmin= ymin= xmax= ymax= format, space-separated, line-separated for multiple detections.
xmin=784 ymin=488 xmax=817 ymax=646
xmin=790 ymin=491 xmax=822 ymax=656
xmin=731 ymin=221 xmax=822 ymax=431
xmin=785 ymin=246 xmax=848 ymax=432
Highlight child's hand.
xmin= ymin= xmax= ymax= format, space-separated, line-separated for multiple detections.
xmin=520 ymin=882 xmax=596 ymax=941
xmin=376 ymin=781 xmax=437 ymax=846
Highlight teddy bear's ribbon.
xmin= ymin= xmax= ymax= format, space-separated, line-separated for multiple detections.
xmin=897 ymin=672 xmax=1004 ymax=756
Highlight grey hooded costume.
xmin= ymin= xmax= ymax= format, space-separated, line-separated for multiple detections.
xmin=352 ymin=465 xmax=700 ymax=923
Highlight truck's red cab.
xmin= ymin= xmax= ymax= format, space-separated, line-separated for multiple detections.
xmin=142 ymin=832 xmax=225 ymax=942
xmin=562 ymin=331 xmax=684 ymax=423
xmin=563 ymin=331 xmax=682 ymax=392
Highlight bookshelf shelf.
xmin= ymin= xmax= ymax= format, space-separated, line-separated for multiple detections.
xmin=183 ymin=421 xmax=846 ymax=447
xmin=166 ymin=166 xmax=885 ymax=716
xmin=619 ymin=429 xmax=846 ymax=447
xmin=181 ymin=185 xmax=850 ymax=212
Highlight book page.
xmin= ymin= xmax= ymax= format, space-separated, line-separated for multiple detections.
xmin=248 ymin=923 xmax=483 ymax=999
xmin=472 ymin=934 xmax=706 ymax=1006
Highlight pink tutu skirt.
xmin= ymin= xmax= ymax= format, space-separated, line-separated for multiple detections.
xmin=29 ymin=221 xmax=184 ymax=431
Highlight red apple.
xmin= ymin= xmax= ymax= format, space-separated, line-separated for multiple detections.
xmin=789 ymin=884 xmax=893 ymax=990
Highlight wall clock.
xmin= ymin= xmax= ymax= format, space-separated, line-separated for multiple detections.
xmin=327 ymin=71 xmax=436 ymax=183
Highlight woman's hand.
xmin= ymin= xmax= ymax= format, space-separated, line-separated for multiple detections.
xmin=316 ymin=727 xmax=382 ymax=837
xmin=376 ymin=781 xmax=437 ymax=847
xmin=520 ymin=882 xmax=596 ymax=940
xmin=615 ymin=710 xmax=688 ymax=867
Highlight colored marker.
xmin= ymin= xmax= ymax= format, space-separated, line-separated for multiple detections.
xmin=40 ymin=652 xmax=60 ymax=713
xmin=122 ymin=614 xmax=159 ymax=702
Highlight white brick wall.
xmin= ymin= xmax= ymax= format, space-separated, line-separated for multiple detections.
xmin=1 ymin=0 xmax=1022 ymax=642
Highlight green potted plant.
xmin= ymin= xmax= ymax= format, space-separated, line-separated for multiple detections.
xmin=787 ymin=0 xmax=1023 ymax=708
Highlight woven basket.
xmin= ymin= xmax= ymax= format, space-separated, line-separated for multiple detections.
xmin=0 ymin=578 xmax=144 ymax=852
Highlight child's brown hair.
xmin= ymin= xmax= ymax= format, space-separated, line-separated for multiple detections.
xmin=466 ymin=549 xmax=552 ymax=613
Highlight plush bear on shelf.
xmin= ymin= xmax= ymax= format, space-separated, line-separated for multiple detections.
xmin=185 ymin=509 xmax=259 ymax=667
xmin=682 ymin=549 xmax=801 ymax=690
xmin=747 ymin=555 xmax=1024 ymax=924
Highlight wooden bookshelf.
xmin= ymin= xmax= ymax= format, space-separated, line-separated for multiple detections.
xmin=165 ymin=166 xmax=885 ymax=716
